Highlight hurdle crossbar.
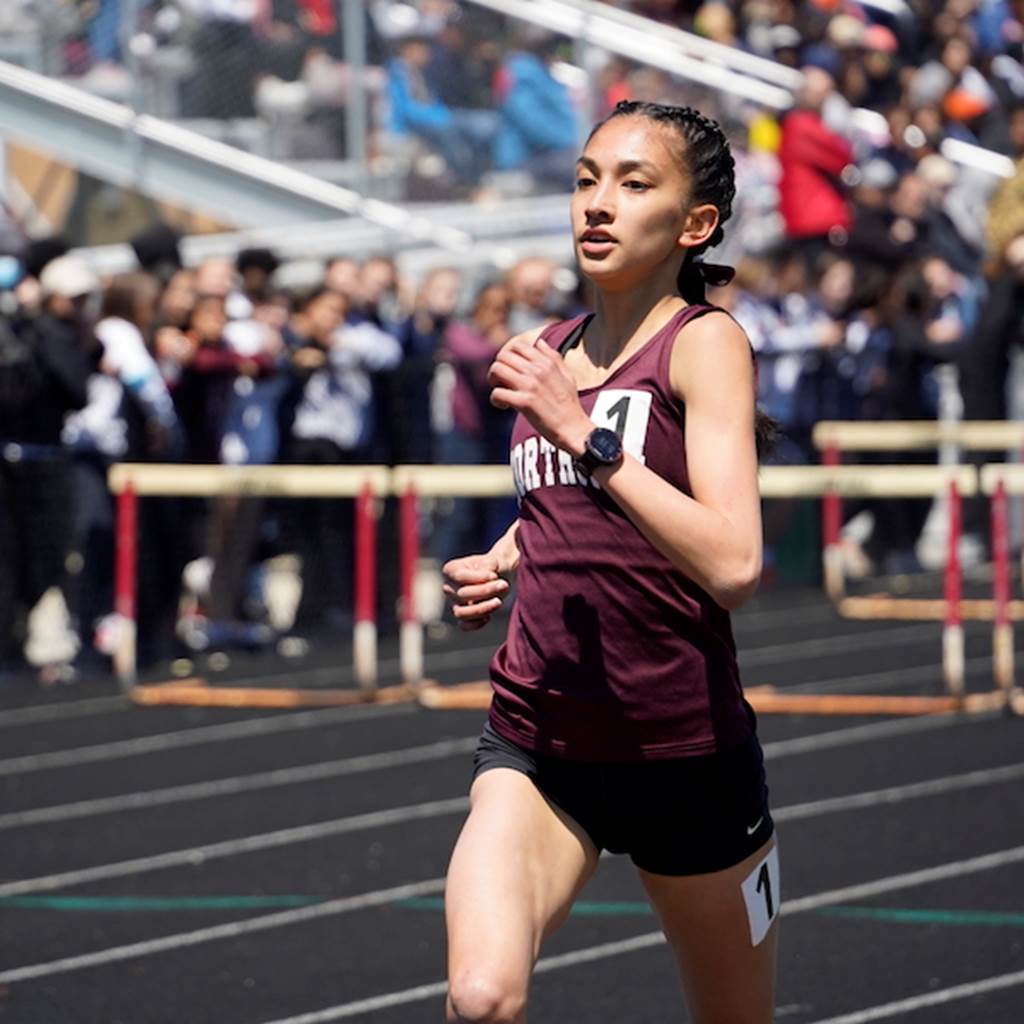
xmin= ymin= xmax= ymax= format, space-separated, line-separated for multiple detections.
xmin=980 ymin=463 xmax=1024 ymax=496
xmin=813 ymin=420 xmax=1024 ymax=452
xmin=759 ymin=464 xmax=978 ymax=499
xmin=108 ymin=463 xmax=392 ymax=497
xmin=392 ymin=464 xmax=515 ymax=497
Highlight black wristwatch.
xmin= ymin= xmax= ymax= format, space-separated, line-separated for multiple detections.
xmin=574 ymin=427 xmax=624 ymax=476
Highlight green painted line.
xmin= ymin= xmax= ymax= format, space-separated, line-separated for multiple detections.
xmin=817 ymin=907 xmax=1024 ymax=928
xmin=394 ymin=898 xmax=1024 ymax=928
xmin=0 ymin=895 xmax=323 ymax=912
xmin=394 ymin=897 xmax=654 ymax=916
xmin=567 ymin=901 xmax=654 ymax=917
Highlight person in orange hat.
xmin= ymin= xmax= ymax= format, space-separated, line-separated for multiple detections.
xmin=943 ymin=88 xmax=991 ymax=123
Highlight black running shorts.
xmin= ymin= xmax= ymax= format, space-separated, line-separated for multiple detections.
xmin=472 ymin=722 xmax=774 ymax=875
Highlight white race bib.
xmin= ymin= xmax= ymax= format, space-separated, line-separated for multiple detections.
xmin=741 ymin=844 xmax=780 ymax=947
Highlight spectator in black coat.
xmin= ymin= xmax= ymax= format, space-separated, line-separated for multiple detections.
xmin=0 ymin=256 xmax=93 ymax=678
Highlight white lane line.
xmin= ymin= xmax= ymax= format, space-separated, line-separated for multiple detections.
xmin=781 ymin=656 xmax=992 ymax=696
xmin=273 ymin=979 xmax=449 ymax=1023
xmin=258 ymin=943 xmax=822 ymax=1023
xmin=805 ymin=968 xmax=1024 ymax=1023
xmin=2 ymin=662 xmax=984 ymax=828
xmin=4 ymin=719 xmax=1014 ymax=840
xmin=783 ymin=844 xmax=1024 ymax=914
xmin=3 ymin=744 xmax=1021 ymax=977
xmin=0 ymin=701 xmax=414 ymax=775
xmin=252 ymin=844 xmax=1024 ymax=1024
xmin=0 ymin=601 xmax=826 ymax=731
xmin=734 ymin=601 xmax=837 ymax=631
xmin=740 ymin=623 xmax=936 ymax=668
xmin=1 ymin=712 xmax=995 ymax=895
xmin=0 ymin=797 xmax=469 ymax=898
xmin=1 ymin=700 xmax=994 ymax=831
xmin=0 ymin=695 xmax=133 ymax=729
xmin=236 ymin=640 xmax=502 ymax=691
xmin=6 ymin=840 xmax=1024 ymax=991
xmin=269 ymin=934 xmax=673 ymax=1024
xmin=0 ymin=622 xmax=946 ymax=776
xmin=760 ymin=709 xmax=987 ymax=758
xmin=0 ymin=877 xmax=449 ymax=985
xmin=0 ymin=737 xmax=479 ymax=831
xmin=774 ymin=761 xmax=1024 ymax=823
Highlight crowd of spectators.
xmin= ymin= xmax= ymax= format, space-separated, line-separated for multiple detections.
xmin=0 ymin=229 xmax=571 ymax=683
xmin=8 ymin=1 xmax=1024 ymax=193
xmin=699 ymin=0 xmax=1024 ymax=579
xmin=8 ymin=0 xmax=582 ymax=190
xmin=2 ymin=0 xmax=1024 ymax=683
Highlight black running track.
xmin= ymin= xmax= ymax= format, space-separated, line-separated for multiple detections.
xmin=1 ymin=588 xmax=1022 ymax=1023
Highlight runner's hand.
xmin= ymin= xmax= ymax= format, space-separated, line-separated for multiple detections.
xmin=488 ymin=337 xmax=592 ymax=455
xmin=442 ymin=553 xmax=511 ymax=632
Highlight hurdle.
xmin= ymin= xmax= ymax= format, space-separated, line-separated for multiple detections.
xmin=812 ymin=420 xmax=1024 ymax=602
xmin=760 ymin=464 xmax=979 ymax=695
xmin=107 ymin=462 xmax=392 ymax=705
xmin=105 ymin=460 xmax=1014 ymax=716
xmin=981 ymin=464 xmax=1024 ymax=714
xmin=411 ymin=464 xmax=999 ymax=716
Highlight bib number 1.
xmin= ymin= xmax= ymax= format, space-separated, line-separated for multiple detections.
xmin=741 ymin=844 xmax=781 ymax=947
xmin=589 ymin=389 xmax=652 ymax=464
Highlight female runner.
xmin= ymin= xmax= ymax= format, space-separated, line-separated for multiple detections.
xmin=442 ymin=101 xmax=779 ymax=1024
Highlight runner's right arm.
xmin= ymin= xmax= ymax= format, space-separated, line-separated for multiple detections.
xmin=443 ymin=521 xmax=519 ymax=630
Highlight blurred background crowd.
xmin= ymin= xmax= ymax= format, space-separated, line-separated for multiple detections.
xmin=0 ymin=233 xmax=560 ymax=680
xmin=1 ymin=0 xmax=1024 ymax=685
xmin=5 ymin=0 xmax=1024 ymax=190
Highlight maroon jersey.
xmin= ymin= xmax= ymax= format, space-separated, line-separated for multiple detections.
xmin=489 ymin=305 xmax=755 ymax=761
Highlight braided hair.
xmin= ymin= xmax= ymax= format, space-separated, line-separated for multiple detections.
xmin=588 ymin=101 xmax=736 ymax=303
xmin=587 ymin=102 xmax=777 ymax=456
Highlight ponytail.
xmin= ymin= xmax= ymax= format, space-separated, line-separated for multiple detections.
xmin=590 ymin=101 xmax=778 ymax=460
xmin=675 ymin=256 xmax=737 ymax=305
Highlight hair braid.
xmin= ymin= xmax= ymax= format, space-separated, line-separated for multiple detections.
xmin=590 ymin=101 xmax=736 ymax=261
xmin=586 ymin=102 xmax=777 ymax=459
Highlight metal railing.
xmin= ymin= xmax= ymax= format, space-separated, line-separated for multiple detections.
xmin=0 ymin=59 xmax=472 ymax=246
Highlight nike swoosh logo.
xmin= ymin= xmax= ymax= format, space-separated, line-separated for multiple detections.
xmin=746 ymin=817 xmax=764 ymax=836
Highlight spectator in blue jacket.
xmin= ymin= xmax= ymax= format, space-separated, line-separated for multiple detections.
xmin=492 ymin=32 xmax=578 ymax=189
xmin=386 ymin=29 xmax=497 ymax=186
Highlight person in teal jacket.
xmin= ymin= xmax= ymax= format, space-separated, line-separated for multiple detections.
xmin=492 ymin=34 xmax=579 ymax=189
xmin=386 ymin=31 xmax=497 ymax=185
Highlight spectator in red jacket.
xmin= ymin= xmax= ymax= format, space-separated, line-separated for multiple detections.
xmin=778 ymin=61 xmax=855 ymax=271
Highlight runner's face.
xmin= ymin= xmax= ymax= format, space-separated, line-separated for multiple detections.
xmin=571 ymin=118 xmax=700 ymax=291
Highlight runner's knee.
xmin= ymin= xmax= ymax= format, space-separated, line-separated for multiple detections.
xmin=447 ymin=969 xmax=526 ymax=1023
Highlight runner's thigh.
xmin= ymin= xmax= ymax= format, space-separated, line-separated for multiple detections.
xmin=445 ymin=767 xmax=599 ymax=1019
xmin=638 ymin=838 xmax=779 ymax=1024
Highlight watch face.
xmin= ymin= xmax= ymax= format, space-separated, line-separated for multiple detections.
xmin=588 ymin=427 xmax=623 ymax=463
